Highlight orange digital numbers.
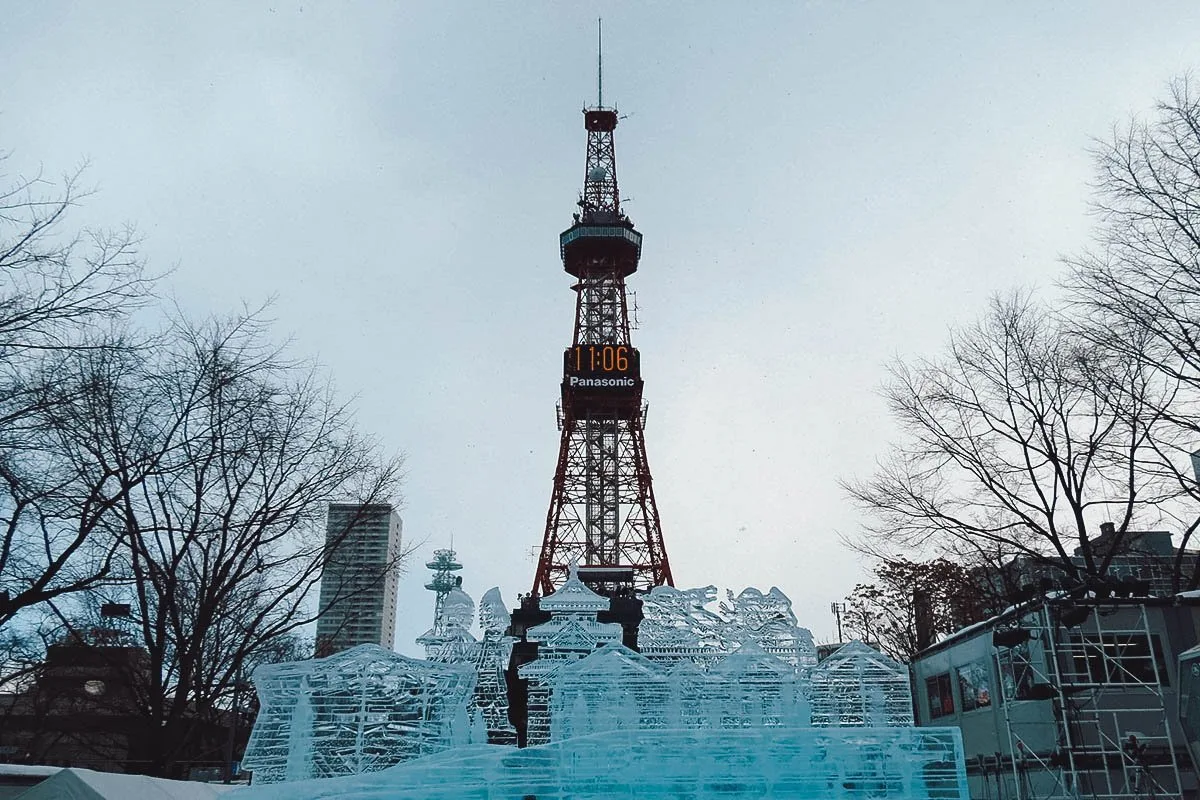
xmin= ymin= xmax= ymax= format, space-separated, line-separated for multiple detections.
xmin=566 ymin=345 xmax=637 ymax=374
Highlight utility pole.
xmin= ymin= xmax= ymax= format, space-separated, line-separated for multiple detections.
xmin=830 ymin=601 xmax=846 ymax=643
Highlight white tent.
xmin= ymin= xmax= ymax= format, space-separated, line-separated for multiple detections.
xmin=15 ymin=768 xmax=238 ymax=800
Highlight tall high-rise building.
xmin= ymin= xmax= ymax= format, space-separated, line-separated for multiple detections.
xmin=315 ymin=503 xmax=402 ymax=655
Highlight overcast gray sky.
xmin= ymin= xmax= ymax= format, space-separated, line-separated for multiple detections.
xmin=4 ymin=2 xmax=1200 ymax=652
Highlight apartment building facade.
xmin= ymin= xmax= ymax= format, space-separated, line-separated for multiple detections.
xmin=315 ymin=504 xmax=402 ymax=654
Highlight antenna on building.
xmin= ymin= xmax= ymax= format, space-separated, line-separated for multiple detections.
xmin=597 ymin=18 xmax=603 ymax=109
xmin=416 ymin=548 xmax=463 ymax=651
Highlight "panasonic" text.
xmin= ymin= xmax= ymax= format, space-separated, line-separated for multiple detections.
xmin=569 ymin=376 xmax=636 ymax=388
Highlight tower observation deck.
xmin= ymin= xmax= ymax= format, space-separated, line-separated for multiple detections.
xmin=531 ymin=92 xmax=674 ymax=597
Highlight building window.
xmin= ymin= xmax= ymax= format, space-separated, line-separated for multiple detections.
xmin=956 ymin=661 xmax=992 ymax=711
xmin=1063 ymin=632 xmax=1170 ymax=686
xmin=998 ymin=641 xmax=1039 ymax=700
xmin=926 ymin=673 xmax=954 ymax=718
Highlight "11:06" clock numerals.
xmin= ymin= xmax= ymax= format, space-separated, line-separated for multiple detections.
xmin=571 ymin=345 xmax=631 ymax=372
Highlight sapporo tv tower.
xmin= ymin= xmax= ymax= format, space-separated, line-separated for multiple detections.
xmin=531 ymin=26 xmax=674 ymax=597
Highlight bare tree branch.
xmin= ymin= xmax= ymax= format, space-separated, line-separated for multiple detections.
xmin=64 ymin=312 xmax=408 ymax=777
xmin=843 ymin=293 xmax=1175 ymax=580
xmin=0 ymin=153 xmax=156 ymax=627
xmin=1066 ymin=74 xmax=1200 ymax=587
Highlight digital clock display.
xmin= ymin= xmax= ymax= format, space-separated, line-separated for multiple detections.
xmin=563 ymin=344 xmax=641 ymax=389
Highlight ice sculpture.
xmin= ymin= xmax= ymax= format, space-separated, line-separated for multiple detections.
xmin=640 ymin=584 xmax=817 ymax=666
xmin=469 ymin=586 xmax=518 ymax=744
xmin=240 ymin=579 xmax=961 ymax=797
xmin=547 ymin=640 xmax=811 ymax=741
xmin=515 ymin=578 xmax=829 ymax=745
xmin=415 ymin=547 xmax=517 ymax=744
xmin=709 ymin=642 xmax=808 ymax=728
xmin=549 ymin=643 xmax=669 ymax=740
xmin=517 ymin=567 xmax=624 ymax=744
xmin=809 ymin=640 xmax=915 ymax=727
xmin=419 ymin=583 xmax=517 ymax=745
xmin=722 ymin=587 xmax=817 ymax=665
xmin=441 ymin=586 xmax=475 ymax=628
xmin=638 ymin=585 xmax=730 ymax=651
xmin=238 ymin=727 xmax=970 ymax=800
xmin=241 ymin=644 xmax=477 ymax=784
xmin=478 ymin=586 xmax=510 ymax=633
xmin=417 ymin=623 xmax=478 ymax=663
xmin=416 ymin=548 xmax=478 ymax=663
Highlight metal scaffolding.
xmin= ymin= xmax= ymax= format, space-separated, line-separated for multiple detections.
xmin=993 ymin=599 xmax=1183 ymax=799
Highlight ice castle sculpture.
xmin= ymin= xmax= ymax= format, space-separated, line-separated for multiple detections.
xmin=239 ymin=578 xmax=965 ymax=798
xmin=547 ymin=640 xmax=812 ymax=741
xmin=515 ymin=567 xmax=626 ymax=745
xmin=548 ymin=643 xmax=668 ymax=740
xmin=810 ymin=640 xmax=915 ymax=727
xmin=241 ymin=644 xmax=477 ymax=784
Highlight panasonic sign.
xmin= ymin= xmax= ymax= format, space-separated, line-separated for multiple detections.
xmin=569 ymin=376 xmax=636 ymax=388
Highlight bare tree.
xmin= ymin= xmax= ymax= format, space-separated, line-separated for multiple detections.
xmin=842 ymin=558 xmax=987 ymax=661
xmin=844 ymin=293 xmax=1173 ymax=584
xmin=0 ymin=155 xmax=154 ymax=627
xmin=1067 ymin=76 xmax=1200 ymax=584
xmin=63 ymin=313 xmax=406 ymax=777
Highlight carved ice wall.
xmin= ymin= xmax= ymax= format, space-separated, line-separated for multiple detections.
xmin=639 ymin=584 xmax=817 ymax=667
xmin=242 ymin=644 xmax=477 ymax=784
xmin=809 ymin=640 xmax=915 ymax=727
xmin=239 ymin=727 xmax=970 ymax=800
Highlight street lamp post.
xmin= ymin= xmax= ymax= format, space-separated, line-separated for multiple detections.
xmin=223 ymin=667 xmax=247 ymax=784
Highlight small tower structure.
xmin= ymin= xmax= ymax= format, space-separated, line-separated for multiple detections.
xmin=416 ymin=548 xmax=475 ymax=661
xmin=420 ymin=548 xmax=463 ymax=635
xmin=532 ymin=27 xmax=673 ymax=596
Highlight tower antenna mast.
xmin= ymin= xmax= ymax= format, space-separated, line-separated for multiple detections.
xmin=597 ymin=19 xmax=603 ymax=108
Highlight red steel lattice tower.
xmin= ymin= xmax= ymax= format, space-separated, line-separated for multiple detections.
xmin=531 ymin=84 xmax=674 ymax=596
